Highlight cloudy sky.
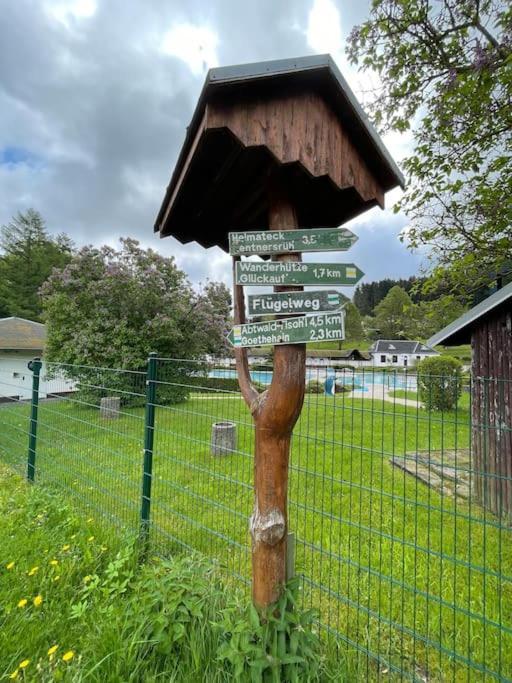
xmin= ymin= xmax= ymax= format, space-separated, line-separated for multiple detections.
xmin=0 ymin=0 xmax=427 ymax=291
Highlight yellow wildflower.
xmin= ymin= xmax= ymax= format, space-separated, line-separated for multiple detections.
xmin=62 ymin=651 xmax=74 ymax=663
xmin=87 ymin=517 xmax=93 ymax=523
xmin=83 ymin=575 xmax=91 ymax=584
xmin=8 ymin=670 xmax=18 ymax=679
xmin=47 ymin=645 xmax=58 ymax=656
xmin=50 ymin=559 xmax=58 ymax=566
xmin=70 ymin=534 xmax=76 ymax=539
xmin=6 ymin=561 xmax=15 ymax=570
xmin=27 ymin=566 xmax=38 ymax=576
xmin=19 ymin=660 xmax=29 ymax=669
xmin=87 ymin=536 xmax=94 ymax=542
xmin=100 ymin=546 xmax=107 ymax=552
xmin=62 ymin=544 xmax=70 ymax=551
xmin=17 ymin=598 xmax=27 ymax=608
xmin=33 ymin=595 xmax=43 ymax=607
xmin=53 ymin=575 xmax=61 ymax=582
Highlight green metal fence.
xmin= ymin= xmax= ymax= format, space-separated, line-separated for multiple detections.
xmin=0 ymin=357 xmax=510 ymax=681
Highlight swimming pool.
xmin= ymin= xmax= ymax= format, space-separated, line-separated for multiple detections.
xmin=209 ymin=368 xmax=417 ymax=391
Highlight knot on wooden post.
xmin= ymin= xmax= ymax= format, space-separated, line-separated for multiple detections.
xmin=250 ymin=505 xmax=286 ymax=546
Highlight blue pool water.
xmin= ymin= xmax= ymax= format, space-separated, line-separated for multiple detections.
xmin=209 ymin=368 xmax=416 ymax=391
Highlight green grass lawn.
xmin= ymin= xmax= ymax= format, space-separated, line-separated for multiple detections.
xmin=0 ymin=392 xmax=510 ymax=681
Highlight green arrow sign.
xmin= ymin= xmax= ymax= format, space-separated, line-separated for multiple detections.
xmin=229 ymin=227 xmax=357 ymax=256
xmin=227 ymin=312 xmax=345 ymax=348
xmin=247 ymin=290 xmax=343 ymax=317
xmin=235 ymin=261 xmax=363 ymax=286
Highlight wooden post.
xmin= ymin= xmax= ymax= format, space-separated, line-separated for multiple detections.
xmin=233 ymin=181 xmax=306 ymax=610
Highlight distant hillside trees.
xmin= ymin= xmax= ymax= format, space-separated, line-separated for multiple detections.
xmin=0 ymin=209 xmax=74 ymax=321
xmin=354 ymin=277 xmax=425 ymax=316
xmin=370 ymin=285 xmax=466 ymax=340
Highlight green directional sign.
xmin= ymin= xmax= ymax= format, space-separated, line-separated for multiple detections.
xmin=227 ymin=312 xmax=345 ymax=348
xmin=229 ymin=227 xmax=357 ymax=256
xmin=235 ymin=261 xmax=363 ymax=286
xmin=247 ymin=290 xmax=343 ymax=317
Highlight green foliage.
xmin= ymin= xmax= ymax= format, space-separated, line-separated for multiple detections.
xmin=354 ymin=276 xmax=427 ymax=316
xmin=417 ymin=356 xmax=463 ymax=411
xmin=41 ymin=239 xmax=231 ymax=404
xmin=407 ymin=295 xmax=467 ymax=339
xmin=373 ymin=286 xmax=414 ymax=338
xmin=306 ymin=380 xmax=324 ymax=394
xmin=343 ymin=301 xmax=364 ymax=341
xmin=0 ymin=467 xmax=327 ymax=682
xmin=348 ymin=1 xmax=512 ymax=295
xmin=0 ymin=209 xmax=73 ymax=321
xmin=216 ymin=578 xmax=321 ymax=682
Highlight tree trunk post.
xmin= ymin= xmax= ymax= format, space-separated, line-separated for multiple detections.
xmin=234 ymin=180 xmax=305 ymax=610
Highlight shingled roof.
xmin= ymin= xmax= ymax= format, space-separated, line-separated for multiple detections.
xmin=0 ymin=317 xmax=46 ymax=351
xmin=371 ymin=340 xmax=438 ymax=355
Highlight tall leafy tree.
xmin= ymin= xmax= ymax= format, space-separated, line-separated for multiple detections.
xmin=0 ymin=209 xmax=73 ymax=320
xmin=344 ymin=301 xmax=364 ymax=341
xmin=348 ymin=1 xmax=512 ymax=294
xmin=373 ymin=285 xmax=414 ymax=338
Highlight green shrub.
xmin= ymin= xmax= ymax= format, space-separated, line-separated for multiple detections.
xmin=306 ymin=380 xmax=325 ymax=394
xmin=417 ymin=356 xmax=463 ymax=411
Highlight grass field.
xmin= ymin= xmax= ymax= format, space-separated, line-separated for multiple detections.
xmin=1 ymin=464 xmax=332 ymax=682
xmin=0 ymin=391 xmax=510 ymax=681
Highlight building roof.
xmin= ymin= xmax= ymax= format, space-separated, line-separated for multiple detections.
xmin=427 ymin=281 xmax=512 ymax=347
xmin=154 ymin=54 xmax=404 ymax=249
xmin=0 ymin=317 xmax=46 ymax=351
xmin=371 ymin=340 xmax=438 ymax=355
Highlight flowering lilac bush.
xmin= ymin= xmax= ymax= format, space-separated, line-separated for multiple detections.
xmin=41 ymin=239 xmax=231 ymax=404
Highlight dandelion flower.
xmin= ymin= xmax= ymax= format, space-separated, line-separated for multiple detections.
xmin=62 ymin=651 xmax=74 ymax=663
xmin=33 ymin=595 xmax=43 ymax=607
xmin=87 ymin=536 xmax=94 ymax=542
xmin=8 ymin=670 xmax=18 ymax=679
xmin=87 ymin=517 xmax=93 ymax=523
xmin=53 ymin=575 xmax=60 ymax=582
xmin=17 ymin=598 xmax=27 ymax=608
xmin=47 ymin=645 xmax=58 ymax=656
xmin=83 ymin=575 xmax=91 ymax=584
xmin=50 ymin=559 xmax=58 ymax=566
xmin=62 ymin=545 xmax=70 ymax=551
xmin=19 ymin=660 xmax=29 ymax=669
xmin=28 ymin=566 xmax=39 ymax=576
xmin=6 ymin=561 xmax=15 ymax=570
xmin=100 ymin=546 xmax=107 ymax=552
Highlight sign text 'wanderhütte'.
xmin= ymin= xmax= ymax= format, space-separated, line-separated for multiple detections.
xmin=235 ymin=261 xmax=364 ymax=286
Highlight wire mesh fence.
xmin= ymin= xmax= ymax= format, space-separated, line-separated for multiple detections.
xmin=0 ymin=355 xmax=510 ymax=681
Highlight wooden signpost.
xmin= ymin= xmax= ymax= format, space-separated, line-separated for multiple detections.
xmin=227 ymin=311 xmax=345 ymax=348
xmin=154 ymin=55 xmax=404 ymax=612
xmin=229 ymin=227 xmax=357 ymax=256
xmin=235 ymin=261 xmax=364 ymax=287
xmin=247 ymin=290 xmax=342 ymax=317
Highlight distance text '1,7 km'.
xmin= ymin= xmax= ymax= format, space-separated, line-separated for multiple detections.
xmin=235 ymin=261 xmax=364 ymax=287
xmin=226 ymin=311 xmax=345 ymax=348
xmin=229 ymin=227 xmax=358 ymax=256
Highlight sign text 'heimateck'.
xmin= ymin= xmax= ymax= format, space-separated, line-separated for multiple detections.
xmin=229 ymin=227 xmax=358 ymax=256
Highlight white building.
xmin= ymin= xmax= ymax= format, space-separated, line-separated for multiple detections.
xmin=0 ymin=317 xmax=75 ymax=401
xmin=370 ymin=340 xmax=438 ymax=368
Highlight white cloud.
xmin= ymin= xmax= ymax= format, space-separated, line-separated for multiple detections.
xmin=46 ymin=0 xmax=97 ymax=27
xmin=161 ymin=23 xmax=219 ymax=76
xmin=306 ymin=0 xmax=342 ymax=54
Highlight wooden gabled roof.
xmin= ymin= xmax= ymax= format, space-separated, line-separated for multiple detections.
xmin=428 ymin=282 xmax=512 ymax=347
xmin=0 ymin=317 xmax=46 ymax=351
xmin=155 ymin=54 xmax=404 ymax=251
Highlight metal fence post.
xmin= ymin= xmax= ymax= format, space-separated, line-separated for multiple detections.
xmin=140 ymin=352 xmax=157 ymax=547
xmin=27 ymin=358 xmax=42 ymax=482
